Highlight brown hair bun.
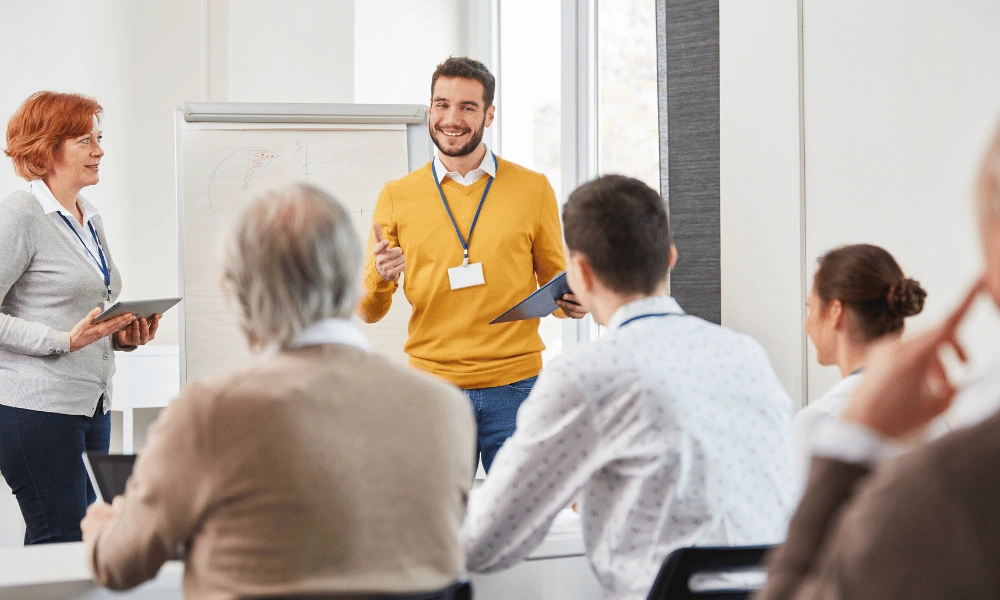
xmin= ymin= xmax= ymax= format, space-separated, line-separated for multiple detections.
xmin=887 ymin=278 xmax=927 ymax=318
xmin=814 ymin=244 xmax=926 ymax=342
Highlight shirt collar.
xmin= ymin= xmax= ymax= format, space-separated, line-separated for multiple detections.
xmin=607 ymin=295 xmax=686 ymax=332
xmin=263 ymin=317 xmax=371 ymax=358
xmin=433 ymin=144 xmax=497 ymax=184
xmin=291 ymin=318 xmax=370 ymax=351
xmin=826 ymin=371 xmax=864 ymax=397
xmin=29 ymin=179 xmax=100 ymax=224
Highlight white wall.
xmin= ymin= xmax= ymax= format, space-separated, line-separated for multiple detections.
xmin=354 ymin=0 xmax=467 ymax=105
xmin=801 ymin=0 xmax=1000 ymax=397
xmin=119 ymin=0 xmax=203 ymax=347
xmin=721 ymin=0 xmax=1000 ymax=408
xmin=228 ymin=0 xmax=354 ymax=103
xmin=719 ymin=0 xmax=805 ymax=403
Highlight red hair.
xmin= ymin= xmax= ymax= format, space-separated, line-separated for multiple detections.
xmin=4 ymin=91 xmax=103 ymax=181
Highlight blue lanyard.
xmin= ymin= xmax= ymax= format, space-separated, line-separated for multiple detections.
xmin=58 ymin=212 xmax=111 ymax=299
xmin=619 ymin=311 xmax=685 ymax=328
xmin=431 ymin=153 xmax=498 ymax=266
xmin=850 ymin=367 xmax=864 ymax=376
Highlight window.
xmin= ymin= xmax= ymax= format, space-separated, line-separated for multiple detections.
xmin=498 ymin=0 xmax=564 ymax=363
xmin=597 ymin=0 xmax=660 ymax=188
xmin=495 ymin=0 xmax=660 ymax=355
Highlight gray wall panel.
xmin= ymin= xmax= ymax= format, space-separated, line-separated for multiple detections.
xmin=656 ymin=0 xmax=721 ymax=323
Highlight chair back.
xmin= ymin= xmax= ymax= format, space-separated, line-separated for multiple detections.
xmin=378 ymin=580 xmax=472 ymax=600
xmin=646 ymin=545 xmax=774 ymax=600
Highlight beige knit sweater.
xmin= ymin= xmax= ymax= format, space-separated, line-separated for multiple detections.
xmin=86 ymin=343 xmax=475 ymax=599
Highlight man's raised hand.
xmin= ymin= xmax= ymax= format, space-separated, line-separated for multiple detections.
xmin=372 ymin=223 xmax=406 ymax=282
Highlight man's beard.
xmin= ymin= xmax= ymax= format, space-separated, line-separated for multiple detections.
xmin=430 ymin=118 xmax=487 ymax=157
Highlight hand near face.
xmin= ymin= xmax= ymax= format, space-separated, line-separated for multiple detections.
xmin=556 ymin=293 xmax=588 ymax=319
xmin=372 ymin=223 xmax=406 ymax=282
xmin=116 ymin=314 xmax=160 ymax=347
xmin=843 ymin=279 xmax=984 ymax=438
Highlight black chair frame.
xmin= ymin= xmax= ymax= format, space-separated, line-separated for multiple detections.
xmin=377 ymin=580 xmax=471 ymax=600
xmin=646 ymin=545 xmax=774 ymax=600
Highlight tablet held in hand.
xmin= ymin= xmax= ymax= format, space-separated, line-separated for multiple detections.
xmin=94 ymin=297 xmax=182 ymax=324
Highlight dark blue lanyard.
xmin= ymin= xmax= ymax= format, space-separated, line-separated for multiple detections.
xmin=431 ymin=153 xmax=498 ymax=266
xmin=619 ymin=311 xmax=685 ymax=328
xmin=850 ymin=367 xmax=864 ymax=376
xmin=58 ymin=212 xmax=111 ymax=299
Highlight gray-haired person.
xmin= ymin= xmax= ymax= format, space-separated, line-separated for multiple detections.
xmin=80 ymin=184 xmax=476 ymax=599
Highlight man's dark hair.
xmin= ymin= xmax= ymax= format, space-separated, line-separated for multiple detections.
xmin=431 ymin=57 xmax=496 ymax=107
xmin=563 ymin=175 xmax=672 ymax=295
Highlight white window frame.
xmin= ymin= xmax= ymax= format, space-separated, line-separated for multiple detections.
xmin=483 ymin=0 xmax=601 ymax=348
xmin=560 ymin=0 xmax=600 ymax=347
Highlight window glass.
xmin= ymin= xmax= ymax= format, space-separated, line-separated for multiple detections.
xmin=597 ymin=0 xmax=660 ymax=189
xmin=498 ymin=0 xmax=563 ymax=363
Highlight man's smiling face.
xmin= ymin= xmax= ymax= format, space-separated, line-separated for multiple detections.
xmin=429 ymin=76 xmax=495 ymax=158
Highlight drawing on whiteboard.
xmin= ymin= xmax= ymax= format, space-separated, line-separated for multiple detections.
xmin=208 ymin=147 xmax=294 ymax=222
xmin=243 ymin=148 xmax=276 ymax=190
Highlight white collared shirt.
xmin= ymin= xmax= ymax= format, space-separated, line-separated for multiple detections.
xmin=810 ymin=355 xmax=1000 ymax=468
xmin=792 ymin=373 xmax=862 ymax=486
xmin=291 ymin=318 xmax=370 ymax=351
xmin=263 ymin=318 xmax=371 ymax=358
xmin=433 ymin=144 xmax=497 ymax=186
xmin=28 ymin=179 xmax=106 ymax=278
xmin=461 ymin=295 xmax=797 ymax=600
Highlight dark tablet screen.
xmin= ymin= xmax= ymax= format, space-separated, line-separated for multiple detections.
xmin=84 ymin=453 xmax=136 ymax=501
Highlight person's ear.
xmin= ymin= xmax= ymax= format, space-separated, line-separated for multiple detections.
xmin=668 ymin=244 xmax=678 ymax=270
xmin=484 ymin=105 xmax=496 ymax=128
xmin=572 ymin=253 xmax=597 ymax=293
xmin=828 ymin=299 xmax=845 ymax=330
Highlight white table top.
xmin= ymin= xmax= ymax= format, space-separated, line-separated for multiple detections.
xmin=0 ymin=509 xmax=589 ymax=598
xmin=0 ymin=542 xmax=184 ymax=599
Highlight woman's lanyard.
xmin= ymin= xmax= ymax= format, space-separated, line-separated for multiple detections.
xmin=431 ymin=153 xmax=498 ymax=266
xmin=57 ymin=212 xmax=112 ymax=300
xmin=619 ymin=311 xmax=685 ymax=328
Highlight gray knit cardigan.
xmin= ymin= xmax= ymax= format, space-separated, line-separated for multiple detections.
xmin=0 ymin=191 xmax=126 ymax=416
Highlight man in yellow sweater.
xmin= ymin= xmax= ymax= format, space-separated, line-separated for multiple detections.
xmin=359 ymin=57 xmax=585 ymax=472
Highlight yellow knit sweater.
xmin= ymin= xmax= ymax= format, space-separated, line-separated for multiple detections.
xmin=358 ymin=158 xmax=566 ymax=389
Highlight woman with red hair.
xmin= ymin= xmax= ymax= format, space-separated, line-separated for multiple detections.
xmin=0 ymin=91 xmax=159 ymax=544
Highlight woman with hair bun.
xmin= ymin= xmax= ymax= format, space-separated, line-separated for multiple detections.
xmin=795 ymin=244 xmax=926 ymax=485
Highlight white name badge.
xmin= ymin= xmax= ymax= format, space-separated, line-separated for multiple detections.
xmin=448 ymin=262 xmax=486 ymax=290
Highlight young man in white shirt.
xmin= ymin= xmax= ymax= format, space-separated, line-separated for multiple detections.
xmin=460 ymin=174 xmax=797 ymax=600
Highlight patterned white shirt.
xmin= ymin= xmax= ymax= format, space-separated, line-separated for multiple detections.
xmin=461 ymin=295 xmax=797 ymax=600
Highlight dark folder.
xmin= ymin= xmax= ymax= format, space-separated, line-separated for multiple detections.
xmin=490 ymin=272 xmax=573 ymax=324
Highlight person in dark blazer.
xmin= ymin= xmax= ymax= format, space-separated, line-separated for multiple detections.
xmin=757 ymin=116 xmax=1000 ymax=599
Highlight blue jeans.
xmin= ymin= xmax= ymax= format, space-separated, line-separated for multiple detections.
xmin=465 ymin=376 xmax=537 ymax=473
xmin=0 ymin=398 xmax=111 ymax=544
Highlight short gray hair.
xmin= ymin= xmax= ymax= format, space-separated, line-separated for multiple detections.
xmin=221 ymin=183 xmax=362 ymax=350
